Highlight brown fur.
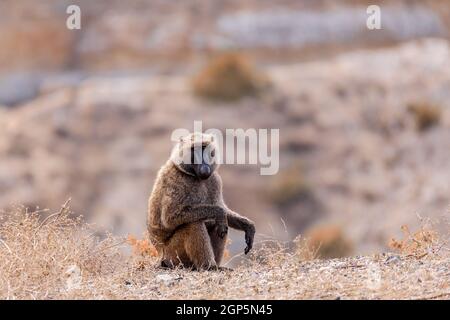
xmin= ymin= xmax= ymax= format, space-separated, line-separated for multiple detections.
xmin=147 ymin=133 xmax=255 ymax=270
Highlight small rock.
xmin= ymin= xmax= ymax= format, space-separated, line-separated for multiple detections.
xmin=155 ymin=273 xmax=182 ymax=286
xmin=385 ymin=255 xmax=401 ymax=265
xmin=65 ymin=265 xmax=82 ymax=291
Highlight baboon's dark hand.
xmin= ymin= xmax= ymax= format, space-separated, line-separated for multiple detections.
xmin=217 ymin=223 xmax=228 ymax=239
xmin=244 ymin=225 xmax=255 ymax=254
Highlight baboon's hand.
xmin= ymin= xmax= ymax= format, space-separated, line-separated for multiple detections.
xmin=244 ymin=224 xmax=255 ymax=254
xmin=215 ymin=209 xmax=228 ymax=239
xmin=216 ymin=223 xmax=228 ymax=239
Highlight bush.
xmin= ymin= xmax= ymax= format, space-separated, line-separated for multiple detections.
xmin=407 ymin=102 xmax=441 ymax=131
xmin=192 ymin=53 xmax=267 ymax=101
xmin=268 ymin=164 xmax=311 ymax=207
xmin=389 ymin=224 xmax=440 ymax=258
xmin=303 ymin=225 xmax=353 ymax=259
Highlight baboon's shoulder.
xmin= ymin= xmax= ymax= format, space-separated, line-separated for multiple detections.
xmin=153 ymin=161 xmax=195 ymax=198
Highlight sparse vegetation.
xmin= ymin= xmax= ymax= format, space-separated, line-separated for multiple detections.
xmin=1 ymin=203 xmax=448 ymax=299
xmin=127 ymin=234 xmax=158 ymax=258
xmin=389 ymin=224 xmax=442 ymax=259
xmin=408 ymin=102 xmax=442 ymax=131
xmin=192 ymin=53 xmax=267 ymax=102
xmin=293 ymin=235 xmax=321 ymax=261
xmin=0 ymin=202 xmax=124 ymax=299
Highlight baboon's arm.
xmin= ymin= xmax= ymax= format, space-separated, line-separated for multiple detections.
xmin=225 ymin=207 xmax=255 ymax=254
xmin=161 ymin=203 xmax=227 ymax=232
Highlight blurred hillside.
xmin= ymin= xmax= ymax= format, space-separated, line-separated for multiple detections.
xmin=1 ymin=0 xmax=449 ymax=105
xmin=1 ymin=39 xmax=450 ymax=254
xmin=1 ymin=0 xmax=450 ymax=256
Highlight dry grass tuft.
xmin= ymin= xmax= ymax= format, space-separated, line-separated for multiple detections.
xmin=407 ymin=102 xmax=442 ymax=131
xmin=192 ymin=52 xmax=268 ymax=101
xmin=293 ymin=235 xmax=320 ymax=261
xmin=127 ymin=234 xmax=158 ymax=258
xmin=127 ymin=233 xmax=159 ymax=271
xmin=223 ymin=238 xmax=232 ymax=261
xmin=389 ymin=224 xmax=442 ymax=259
xmin=0 ymin=201 xmax=125 ymax=299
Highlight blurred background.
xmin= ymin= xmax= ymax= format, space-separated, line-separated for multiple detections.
xmin=0 ymin=0 xmax=449 ymax=258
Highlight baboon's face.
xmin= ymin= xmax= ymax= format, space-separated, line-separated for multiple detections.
xmin=173 ymin=134 xmax=219 ymax=180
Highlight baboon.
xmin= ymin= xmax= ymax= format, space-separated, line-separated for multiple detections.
xmin=147 ymin=132 xmax=255 ymax=270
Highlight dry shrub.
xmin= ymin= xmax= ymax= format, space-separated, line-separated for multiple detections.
xmin=389 ymin=224 xmax=441 ymax=258
xmin=269 ymin=164 xmax=311 ymax=207
xmin=407 ymin=102 xmax=441 ymax=131
xmin=192 ymin=53 xmax=267 ymax=101
xmin=127 ymin=233 xmax=159 ymax=271
xmin=246 ymin=233 xmax=322 ymax=267
xmin=303 ymin=225 xmax=353 ymax=259
xmin=245 ymin=240 xmax=292 ymax=268
xmin=222 ymin=238 xmax=232 ymax=261
xmin=127 ymin=234 xmax=158 ymax=257
xmin=0 ymin=201 xmax=123 ymax=299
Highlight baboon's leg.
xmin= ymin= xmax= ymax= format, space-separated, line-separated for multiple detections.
xmin=206 ymin=221 xmax=227 ymax=266
xmin=184 ymin=222 xmax=217 ymax=269
xmin=160 ymin=227 xmax=191 ymax=268
xmin=162 ymin=222 xmax=216 ymax=269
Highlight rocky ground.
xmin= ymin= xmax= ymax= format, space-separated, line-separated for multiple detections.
xmin=60 ymin=254 xmax=449 ymax=300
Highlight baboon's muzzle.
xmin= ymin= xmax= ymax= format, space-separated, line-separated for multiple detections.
xmin=196 ymin=163 xmax=211 ymax=180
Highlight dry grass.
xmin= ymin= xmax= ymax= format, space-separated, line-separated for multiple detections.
xmin=0 ymin=204 xmax=449 ymax=300
xmin=389 ymin=223 xmax=443 ymax=259
xmin=192 ymin=52 xmax=268 ymax=101
xmin=0 ymin=201 xmax=124 ymax=299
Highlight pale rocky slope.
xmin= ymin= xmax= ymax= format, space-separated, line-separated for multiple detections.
xmin=0 ymin=39 xmax=449 ymax=255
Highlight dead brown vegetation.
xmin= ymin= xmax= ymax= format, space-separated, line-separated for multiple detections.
xmin=408 ymin=102 xmax=442 ymax=131
xmin=389 ymin=224 xmax=443 ymax=259
xmin=192 ymin=53 xmax=268 ymax=101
